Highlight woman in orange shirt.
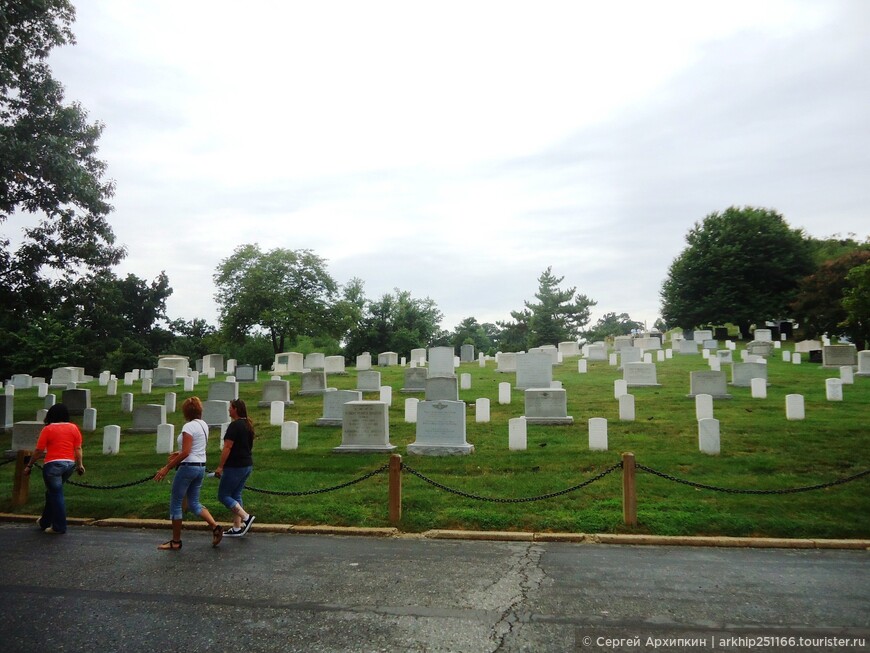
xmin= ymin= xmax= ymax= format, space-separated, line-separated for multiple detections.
xmin=23 ymin=403 xmax=85 ymax=534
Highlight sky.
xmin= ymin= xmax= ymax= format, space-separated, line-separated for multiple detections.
xmin=22 ymin=0 xmax=870 ymax=333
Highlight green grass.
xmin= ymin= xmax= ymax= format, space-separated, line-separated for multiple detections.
xmin=2 ymin=345 xmax=868 ymax=539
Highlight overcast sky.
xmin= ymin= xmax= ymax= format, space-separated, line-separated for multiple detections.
xmin=29 ymin=0 xmax=870 ymax=333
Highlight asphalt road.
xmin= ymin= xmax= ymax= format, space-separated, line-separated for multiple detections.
xmin=0 ymin=523 xmax=867 ymax=653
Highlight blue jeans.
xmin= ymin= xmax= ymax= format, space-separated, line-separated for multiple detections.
xmin=169 ymin=465 xmax=206 ymax=520
xmin=218 ymin=465 xmax=252 ymax=511
xmin=40 ymin=461 xmax=76 ymax=533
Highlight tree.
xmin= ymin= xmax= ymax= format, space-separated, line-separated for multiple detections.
xmin=343 ymin=289 xmax=443 ymax=358
xmin=213 ymin=244 xmax=340 ymax=354
xmin=660 ymin=206 xmax=815 ymax=340
xmin=450 ymin=317 xmax=497 ymax=355
xmin=841 ymin=262 xmax=870 ymax=349
xmin=1 ymin=1 xmax=123 ymax=312
xmin=790 ymin=250 xmax=870 ymax=340
xmin=584 ymin=312 xmax=644 ymax=342
xmin=524 ymin=267 xmax=595 ymax=347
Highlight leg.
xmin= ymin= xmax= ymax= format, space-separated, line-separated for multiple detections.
xmin=43 ymin=462 xmax=75 ymax=533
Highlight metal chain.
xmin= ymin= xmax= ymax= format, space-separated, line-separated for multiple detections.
xmin=245 ymin=463 xmax=390 ymax=496
xmin=0 ymin=457 xmax=16 ymax=467
xmin=637 ymin=464 xmax=870 ymax=495
xmin=27 ymin=461 xmax=155 ymax=490
xmin=401 ymin=461 xmax=623 ymax=503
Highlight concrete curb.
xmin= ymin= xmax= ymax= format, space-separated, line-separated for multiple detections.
xmin=1 ymin=514 xmax=867 ymax=549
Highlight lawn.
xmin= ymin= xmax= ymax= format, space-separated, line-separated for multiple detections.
xmin=2 ymin=343 xmax=868 ymax=539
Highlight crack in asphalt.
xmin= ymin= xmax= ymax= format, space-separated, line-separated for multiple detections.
xmin=489 ymin=542 xmax=545 ymax=652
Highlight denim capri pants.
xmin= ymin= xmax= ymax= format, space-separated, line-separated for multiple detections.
xmin=218 ymin=465 xmax=253 ymax=511
xmin=169 ymin=465 xmax=206 ymax=520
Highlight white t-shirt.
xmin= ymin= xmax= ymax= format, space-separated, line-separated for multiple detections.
xmin=178 ymin=419 xmax=208 ymax=463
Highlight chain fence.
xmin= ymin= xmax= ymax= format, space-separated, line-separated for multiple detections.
xmin=245 ymin=463 xmax=390 ymax=496
xmin=401 ymin=461 xmax=623 ymax=503
xmin=636 ymin=464 xmax=870 ymax=495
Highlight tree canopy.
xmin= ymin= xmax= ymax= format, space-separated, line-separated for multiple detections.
xmin=841 ymin=262 xmax=870 ymax=349
xmin=584 ymin=312 xmax=644 ymax=342
xmin=343 ymin=289 xmax=444 ymax=358
xmin=213 ymin=244 xmax=340 ymax=354
xmin=660 ymin=206 xmax=815 ymax=339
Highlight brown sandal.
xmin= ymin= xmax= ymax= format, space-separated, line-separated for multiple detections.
xmin=212 ymin=525 xmax=223 ymax=548
xmin=158 ymin=539 xmax=182 ymax=551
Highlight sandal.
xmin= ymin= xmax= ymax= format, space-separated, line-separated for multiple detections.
xmin=212 ymin=525 xmax=223 ymax=548
xmin=158 ymin=539 xmax=182 ymax=551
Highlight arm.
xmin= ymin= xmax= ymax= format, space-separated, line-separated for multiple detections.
xmin=214 ymin=439 xmax=234 ymax=477
xmin=75 ymin=445 xmax=85 ymax=475
xmin=23 ymin=449 xmax=46 ymax=475
xmin=154 ymin=433 xmax=192 ymax=481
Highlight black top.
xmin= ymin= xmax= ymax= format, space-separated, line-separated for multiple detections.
xmin=224 ymin=419 xmax=254 ymax=467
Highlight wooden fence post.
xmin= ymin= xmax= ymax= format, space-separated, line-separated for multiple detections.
xmin=388 ymin=454 xmax=402 ymax=524
xmin=12 ymin=450 xmax=31 ymax=507
xmin=622 ymin=451 xmax=637 ymax=527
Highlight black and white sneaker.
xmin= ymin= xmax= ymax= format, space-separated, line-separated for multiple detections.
xmin=240 ymin=514 xmax=256 ymax=536
xmin=223 ymin=526 xmax=244 ymax=537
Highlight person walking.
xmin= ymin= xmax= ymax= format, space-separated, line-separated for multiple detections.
xmin=154 ymin=396 xmax=222 ymax=550
xmin=215 ymin=398 xmax=255 ymax=537
xmin=23 ymin=403 xmax=85 ymax=534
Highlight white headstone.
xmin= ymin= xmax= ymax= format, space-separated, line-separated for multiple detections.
xmin=857 ymin=350 xmax=870 ymax=377
xmin=825 ymin=378 xmax=843 ymax=401
xmin=333 ymin=401 xmax=395 ymax=452
xmin=183 ymin=376 xmax=195 ymax=391
xmin=508 ymin=417 xmax=527 ymax=450
xmin=355 ymin=352 xmax=372 ymax=371
xmin=516 ymin=351 xmax=553 ymax=390
xmin=708 ymin=357 xmax=721 ymax=371
xmin=623 ymin=362 xmax=660 ymax=387
xmin=475 ymin=397 xmax=490 ymax=423
xmin=130 ymin=404 xmax=166 ymax=433
xmin=688 ymin=371 xmax=731 ymax=399
xmin=695 ymin=394 xmax=714 ymax=421
xmin=750 ymin=377 xmax=767 ymax=399
xmin=839 ymin=365 xmax=854 ymax=385
xmin=460 ymin=373 xmax=471 ymax=390
xmin=102 ymin=425 xmax=121 ymax=455
xmin=379 ymin=385 xmax=393 ymax=406
xmin=404 ymin=397 xmax=419 ymax=423
xmin=281 ymin=421 xmax=299 ymax=450
xmin=270 ymin=400 xmax=285 ymax=425
xmin=523 ymin=388 xmax=572 ymax=425
xmin=588 ymin=418 xmax=608 ymax=451
xmin=38 ymin=382 xmax=49 ymax=398
xmin=498 ymin=382 xmax=511 ymax=405
xmin=578 ymin=359 xmax=588 ymax=373
xmin=785 ymin=394 xmax=805 ymax=420
xmin=608 ymin=353 xmax=618 ymax=366
xmin=202 ymin=399 xmax=230 ymax=427
xmin=698 ymin=418 xmax=720 ymax=455
xmin=83 ymin=407 xmax=97 ymax=432
xmin=356 ymin=370 xmax=382 ymax=393
xmin=792 ymin=353 xmax=802 ymax=365
xmin=782 ymin=350 xmax=792 ymax=363
xmin=156 ymin=423 xmax=174 ymax=454
xmin=259 ymin=380 xmax=293 ymax=407
xmin=315 ymin=390 xmax=362 ymax=426
xmin=618 ymin=394 xmax=635 ymax=421
xmin=497 ymin=352 xmax=518 ymax=373
xmin=408 ymin=400 xmax=473 ymax=455
xmin=614 ymin=379 xmax=628 ymax=398
xmin=121 ymin=393 xmax=134 ymax=413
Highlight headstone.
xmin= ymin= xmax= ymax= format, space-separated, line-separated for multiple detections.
xmin=558 ymin=341 xmax=581 ymax=358
xmin=62 ymin=388 xmax=91 ymax=415
xmin=10 ymin=374 xmax=33 ymax=389
xmin=497 ymin=352 xmax=518 ymax=373
xmin=157 ymin=356 xmax=189 ymax=378
xmin=37 ymin=382 xmax=49 ymax=398
xmin=356 ymin=370 xmax=382 ymax=393
xmin=751 ymin=377 xmax=767 ymax=399
xmin=708 ymin=357 xmax=721 ymax=372
xmin=516 ymin=351 xmax=553 ymax=390
xmin=808 ymin=349 xmax=823 ymax=364
xmin=840 ymin=365 xmax=854 ymax=385
xmin=407 ymin=400 xmax=473 ymax=455
xmin=460 ymin=344 xmax=475 ymax=363
xmin=475 ymin=398 xmax=490 ymax=423
xmin=380 ymin=385 xmax=393 ymax=406
xmin=694 ymin=330 xmax=713 ymax=342
xmin=857 ymin=351 xmax=870 ymax=377
xmin=822 ymin=345 xmax=858 ymax=368
xmin=202 ymin=353 xmax=224 ymax=374
xmin=324 ymin=356 xmax=346 ymax=374
xmin=695 ymin=394 xmax=714 ymax=420
xmin=355 ymin=352 xmax=372 ymax=371
xmin=618 ymin=347 xmax=642 ymax=368
xmin=613 ymin=335 xmax=634 ymax=350
xmin=0 ymin=395 xmax=12 ymax=430
xmin=202 ymin=400 xmax=230 ymax=427
xmin=623 ymin=362 xmax=661 ymax=387
xmin=164 ymin=392 xmax=176 ymax=414
xmin=106 ymin=379 xmax=118 ymax=396
xmin=508 ymin=417 xmax=527 ymax=450
xmin=103 ymin=425 xmax=121 ymax=455
xmin=404 ymin=398 xmax=419 ymax=423
xmin=614 ymin=379 xmax=628 ymax=398
xmin=731 ymin=362 xmax=768 ymax=387
xmin=273 ymin=352 xmax=304 ymax=374
xmin=208 ymin=380 xmax=239 ymax=402
xmin=316 ymin=390 xmax=363 ymax=426
xmin=523 ymin=388 xmax=572 ymax=425
xmin=586 ymin=344 xmax=608 ymax=361
xmin=298 ymin=371 xmax=329 ymax=396
xmin=235 ymin=364 xmax=258 ymax=383
xmin=428 ymin=347 xmax=456 ymax=378
xmin=333 ymin=401 xmax=395 ymax=453
xmin=618 ymin=394 xmax=635 ymax=421
xmin=634 ymin=337 xmax=661 ymax=351
xmin=303 ymin=353 xmax=325 ymax=370
xmin=152 ymin=367 xmax=177 ymax=387
xmin=83 ymin=407 xmax=97 ymax=432
xmin=588 ymin=418 xmax=608 ymax=451
xmin=410 ymin=348 xmax=427 ymax=366
xmin=698 ymin=418 xmax=720 ymax=455
xmin=156 ymin=423 xmax=174 ymax=454
xmin=665 ymin=348 xmax=674 ymax=359
xmin=121 ymin=393 xmax=134 ymax=413
xmin=825 ymin=378 xmax=843 ymax=401
xmin=129 ymin=404 xmax=166 ymax=433
xmin=608 ymin=353 xmax=618 ymax=366
xmin=425 ymin=376 xmax=459 ymax=401
xmin=754 ymin=329 xmax=772 ymax=342
xmin=678 ymin=339 xmax=699 ymax=355
xmin=281 ymin=421 xmax=299 ymax=450
xmin=460 ymin=373 xmax=471 ymax=390
xmin=257 ymin=380 xmax=293 ymax=408
xmin=578 ymin=359 xmax=588 ymax=373
xmin=401 ymin=367 xmax=427 ymax=393
xmin=795 ymin=340 xmax=821 ymax=354
xmin=141 ymin=378 xmax=152 ymax=394
xmin=11 ymin=421 xmax=43 ymax=451
xmin=226 ymin=359 xmax=237 ymax=375
xmin=377 ymin=352 xmax=398 ymax=367
xmin=785 ymin=394 xmax=805 ymax=420
xmin=688 ymin=371 xmax=732 ymax=399
xmin=782 ymin=350 xmax=792 ymax=363
xmin=498 ymin=382 xmax=511 ymax=405
xmin=792 ymin=353 xmax=802 ymax=365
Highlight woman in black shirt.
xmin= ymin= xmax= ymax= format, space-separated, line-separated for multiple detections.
xmin=215 ymin=398 xmax=255 ymax=536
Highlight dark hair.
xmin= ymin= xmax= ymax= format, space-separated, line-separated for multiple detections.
xmin=230 ymin=398 xmax=255 ymax=441
xmin=44 ymin=403 xmax=71 ymax=424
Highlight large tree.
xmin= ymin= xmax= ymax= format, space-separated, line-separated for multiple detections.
xmin=214 ymin=244 xmax=340 ymax=354
xmin=584 ymin=312 xmax=644 ymax=342
xmin=450 ymin=317 xmax=498 ymax=356
xmin=841 ymin=262 xmax=870 ymax=349
xmin=660 ymin=206 xmax=814 ymax=340
xmin=524 ymin=267 xmax=595 ymax=347
xmin=343 ymin=289 xmax=443 ymax=358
